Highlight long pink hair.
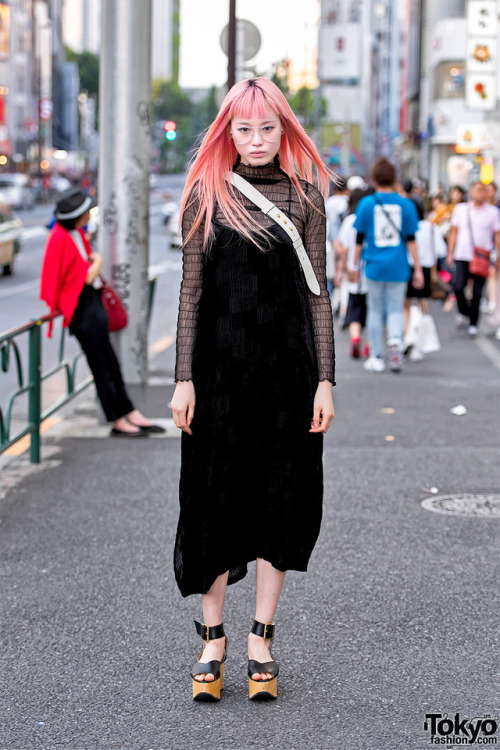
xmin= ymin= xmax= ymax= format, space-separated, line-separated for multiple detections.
xmin=180 ymin=77 xmax=334 ymax=249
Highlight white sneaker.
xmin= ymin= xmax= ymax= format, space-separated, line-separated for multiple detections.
xmin=410 ymin=348 xmax=425 ymax=362
xmin=456 ymin=314 xmax=469 ymax=330
xmin=468 ymin=325 xmax=478 ymax=336
xmin=363 ymin=356 xmax=385 ymax=373
xmin=480 ymin=298 xmax=496 ymax=315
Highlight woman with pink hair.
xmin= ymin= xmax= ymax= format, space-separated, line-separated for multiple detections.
xmin=171 ymin=78 xmax=335 ymax=702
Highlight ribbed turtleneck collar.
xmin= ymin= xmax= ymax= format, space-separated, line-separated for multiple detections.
xmin=233 ymin=158 xmax=284 ymax=180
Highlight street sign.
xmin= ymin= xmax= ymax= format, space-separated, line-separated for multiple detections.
xmin=39 ymin=99 xmax=53 ymax=121
xmin=220 ymin=19 xmax=261 ymax=61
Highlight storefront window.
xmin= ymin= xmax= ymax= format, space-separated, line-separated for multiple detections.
xmin=434 ymin=62 xmax=465 ymax=99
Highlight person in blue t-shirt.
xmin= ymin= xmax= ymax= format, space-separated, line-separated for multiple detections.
xmin=350 ymin=158 xmax=423 ymax=373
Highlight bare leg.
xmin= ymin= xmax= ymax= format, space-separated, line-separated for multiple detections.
xmin=349 ymin=322 xmax=361 ymax=339
xmin=421 ymin=298 xmax=429 ymax=315
xmin=403 ymin=298 xmax=411 ymax=333
xmin=248 ymin=558 xmax=286 ymax=680
xmin=194 ymin=570 xmax=229 ymax=682
xmin=487 ymin=266 xmax=498 ymax=309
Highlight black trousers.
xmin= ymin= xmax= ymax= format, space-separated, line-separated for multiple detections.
xmin=453 ymin=260 xmax=487 ymax=327
xmin=69 ymin=286 xmax=134 ymax=422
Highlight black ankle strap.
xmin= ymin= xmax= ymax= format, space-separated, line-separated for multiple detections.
xmin=251 ymin=619 xmax=275 ymax=640
xmin=194 ymin=620 xmax=225 ymax=642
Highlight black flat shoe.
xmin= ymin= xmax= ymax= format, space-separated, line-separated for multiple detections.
xmin=110 ymin=427 xmax=149 ymax=437
xmin=136 ymin=423 xmax=166 ymax=434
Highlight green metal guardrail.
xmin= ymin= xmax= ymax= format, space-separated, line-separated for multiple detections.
xmin=0 ymin=276 xmax=157 ymax=464
xmin=0 ymin=312 xmax=93 ymax=464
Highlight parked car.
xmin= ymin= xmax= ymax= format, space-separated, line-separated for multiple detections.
xmin=0 ymin=173 xmax=35 ymax=211
xmin=0 ymin=194 xmax=23 ymax=275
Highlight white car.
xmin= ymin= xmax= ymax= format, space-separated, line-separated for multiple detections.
xmin=0 ymin=195 xmax=23 ymax=275
xmin=0 ymin=173 xmax=35 ymax=211
xmin=162 ymin=202 xmax=182 ymax=249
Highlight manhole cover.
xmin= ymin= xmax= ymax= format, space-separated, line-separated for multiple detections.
xmin=421 ymin=493 xmax=500 ymax=518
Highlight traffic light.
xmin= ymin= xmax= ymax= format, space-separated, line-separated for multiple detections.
xmin=164 ymin=120 xmax=177 ymax=141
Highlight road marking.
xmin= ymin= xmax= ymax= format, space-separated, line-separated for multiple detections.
xmin=475 ymin=337 xmax=500 ymax=372
xmin=149 ymin=335 xmax=175 ymax=357
xmin=3 ymin=417 xmax=61 ymax=456
xmin=0 ymin=279 xmax=39 ymax=299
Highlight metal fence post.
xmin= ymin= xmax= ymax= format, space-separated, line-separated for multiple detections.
xmin=28 ymin=321 xmax=42 ymax=463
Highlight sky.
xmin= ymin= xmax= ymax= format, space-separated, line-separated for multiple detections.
xmin=179 ymin=0 xmax=320 ymax=90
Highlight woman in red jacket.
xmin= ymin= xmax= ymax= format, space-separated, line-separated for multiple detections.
xmin=41 ymin=187 xmax=163 ymax=437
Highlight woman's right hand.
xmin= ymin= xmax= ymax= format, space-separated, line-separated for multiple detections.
xmin=347 ymin=268 xmax=360 ymax=283
xmin=171 ymin=380 xmax=195 ymax=435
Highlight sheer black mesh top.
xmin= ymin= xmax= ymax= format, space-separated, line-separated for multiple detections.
xmin=175 ymin=159 xmax=335 ymax=384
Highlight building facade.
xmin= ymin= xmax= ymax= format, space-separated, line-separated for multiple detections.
xmin=318 ymin=0 xmax=404 ymax=177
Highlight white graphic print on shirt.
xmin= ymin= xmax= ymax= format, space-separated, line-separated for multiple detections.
xmin=374 ymin=204 xmax=402 ymax=247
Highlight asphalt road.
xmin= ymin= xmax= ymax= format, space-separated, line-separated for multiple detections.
xmin=0 ymin=302 xmax=499 ymax=750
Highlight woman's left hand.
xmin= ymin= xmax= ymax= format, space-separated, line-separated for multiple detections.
xmin=309 ymin=381 xmax=335 ymax=434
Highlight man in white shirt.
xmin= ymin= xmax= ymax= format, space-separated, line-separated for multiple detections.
xmin=325 ymin=178 xmax=350 ymax=307
xmin=326 ymin=178 xmax=349 ymax=242
xmin=446 ymin=181 xmax=500 ymax=335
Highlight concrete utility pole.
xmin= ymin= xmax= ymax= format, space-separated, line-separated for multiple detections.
xmin=98 ymin=0 xmax=152 ymax=396
xmin=227 ymin=0 xmax=236 ymax=89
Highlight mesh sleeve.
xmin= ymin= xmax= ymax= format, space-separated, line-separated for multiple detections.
xmin=304 ymin=187 xmax=336 ymax=384
xmin=174 ymin=195 xmax=204 ymax=382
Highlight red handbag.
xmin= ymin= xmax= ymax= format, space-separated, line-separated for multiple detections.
xmin=467 ymin=209 xmax=491 ymax=278
xmin=469 ymin=247 xmax=491 ymax=278
xmin=99 ymin=276 xmax=128 ymax=331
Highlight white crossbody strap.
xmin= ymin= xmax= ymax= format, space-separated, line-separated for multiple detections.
xmin=225 ymin=171 xmax=321 ymax=296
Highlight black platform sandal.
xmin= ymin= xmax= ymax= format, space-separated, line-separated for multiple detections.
xmin=190 ymin=620 xmax=228 ymax=702
xmin=247 ymin=620 xmax=279 ymax=700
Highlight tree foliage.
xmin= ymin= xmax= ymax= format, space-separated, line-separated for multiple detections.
xmin=152 ymin=79 xmax=192 ymax=120
xmin=65 ymin=47 xmax=99 ymax=96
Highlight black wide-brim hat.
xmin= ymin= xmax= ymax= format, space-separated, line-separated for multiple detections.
xmin=55 ymin=187 xmax=92 ymax=220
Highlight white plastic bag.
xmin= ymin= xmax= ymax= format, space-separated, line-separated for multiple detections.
xmin=405 ymin=304 xmax=422 ymax=348
xmin=418 ymin=313 xmax=441 ymax=353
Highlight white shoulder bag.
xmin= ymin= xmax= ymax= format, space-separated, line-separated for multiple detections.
xmin=225 ymin=171 xmax=321 ymax=296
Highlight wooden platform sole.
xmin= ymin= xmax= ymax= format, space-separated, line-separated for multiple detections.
xmin=248 ymin=675 xmax=278 ymax=701
xmin=192 ymin=663 xmax=224 ymax=702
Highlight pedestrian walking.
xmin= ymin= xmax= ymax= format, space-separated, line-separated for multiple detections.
xmin=350 ymin=157 xmax=424 ymax=373
xmin=484 ymin=181 xmax=500 ymax=316
xmin=404 ymin=218 xmax=447 ymax=361
xmin=334 ymin=188 xmax=369 ymax=359
xmin=40 ymin=187 xmax=164 ymax=437
xmin=170 ymin=77 xmax=335 ymax=702
xmin=446 ymin=181 xmax=500 ymax=336
xmin=326 ymin=177 xmax=349 ymax=313
xmin=401 ymin=179 xmax=424 ymax=220
xmin=406 ymin=218 xmax=447 ymax=316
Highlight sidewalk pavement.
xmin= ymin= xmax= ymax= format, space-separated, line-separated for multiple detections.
xmin=1 ymin=302 xmax=499 ymax=750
